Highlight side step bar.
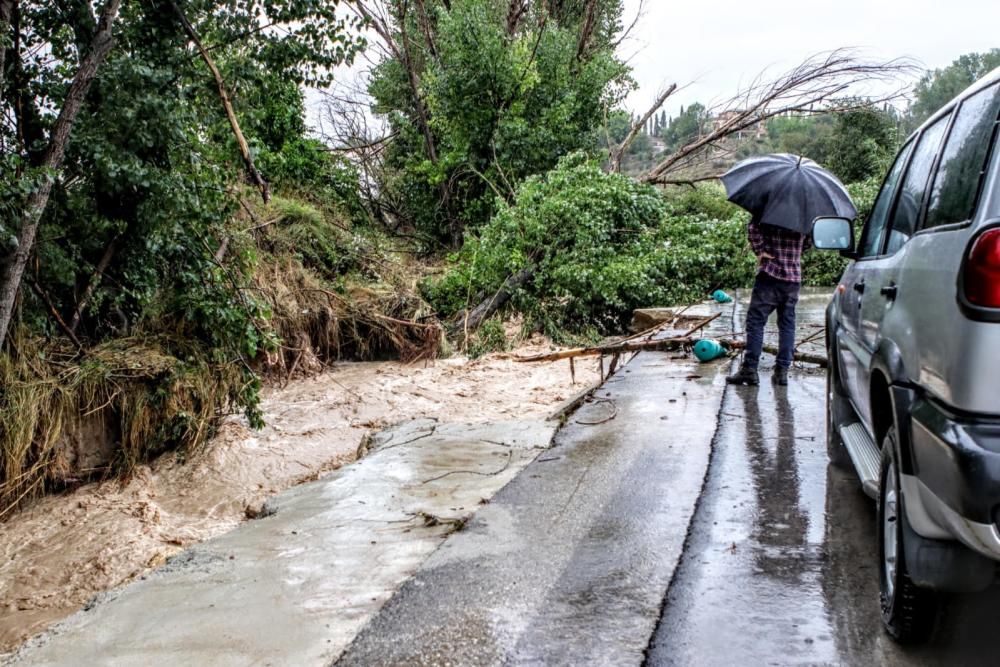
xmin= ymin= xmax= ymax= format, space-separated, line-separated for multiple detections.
xmin=839 ymin=422 xmax=880 ymax=499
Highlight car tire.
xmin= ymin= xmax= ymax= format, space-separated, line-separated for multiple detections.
xmin=826 ymin=360 xmax=851 ymax=469
xmin=878 ymin=427 xmax=939 ymax=643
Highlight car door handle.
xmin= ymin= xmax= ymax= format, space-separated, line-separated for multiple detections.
xmin=880 ymin=283 xmax=898 ymax=300
xmin=853 ymin=280 xmax=866 ymax=294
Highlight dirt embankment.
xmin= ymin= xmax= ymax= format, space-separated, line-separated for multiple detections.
xmin=0 ymin=346 xmax=599 ymax=653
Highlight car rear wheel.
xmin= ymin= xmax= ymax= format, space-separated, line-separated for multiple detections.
xmin=878 ymin=427 xmax=939 ymax=643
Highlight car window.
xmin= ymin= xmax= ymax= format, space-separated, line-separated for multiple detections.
xmin=858 ymin=141 xmax=914 ymax=257
xmin=924 ymin=82 xmax=1000 ymax=229
xmin=884 ymin=115 xmax=950 ymax=255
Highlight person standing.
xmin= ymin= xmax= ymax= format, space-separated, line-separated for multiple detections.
xmin=727 ymin=214 xmax=810 ymax=387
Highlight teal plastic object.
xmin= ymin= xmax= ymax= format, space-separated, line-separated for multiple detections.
xmin=712 ymin=289 xmax=733 ymax=304
xmin=693 ymin=339 xmax=727 ymax=362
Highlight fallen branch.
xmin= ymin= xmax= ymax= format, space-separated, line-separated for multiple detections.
xmin=740 ymin=341 xmax=828 ymax=367
xmin=680 ymin=312 xmax=721 ymax=338
xmin=515 ymin=336 xmax=697 ymax=362
xmin=449 ymin=267 xmax=534 ymax=341
xmin=514 ymin=334 xmax=827 ymax=367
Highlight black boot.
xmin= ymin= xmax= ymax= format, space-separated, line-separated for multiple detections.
xmin=773 ymin=366 xmax=789 ymax=386
xmin=726 ymin=364 xmax=759 ymax=386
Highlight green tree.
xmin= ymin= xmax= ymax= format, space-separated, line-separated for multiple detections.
xmin=367 ymin=0 xmax=632 ymax=246
xmin=910 ymin=50 xmax=1000 ymax=126
xmin=660 ymin=102 xmax=706 ymax=152
xmin=0 ymin=0 xmax=363 ymax=406
xmin=827 ymin=104 xmax=899 ymax=183
xmin=764 ymin=115 xmax=835 ymax=164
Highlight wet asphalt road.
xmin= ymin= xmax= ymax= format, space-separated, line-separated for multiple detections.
xmin=335 ymin=289 xmax=1000 ymax=666
xmin=648 ymin=294 xmax=1000 ymax=666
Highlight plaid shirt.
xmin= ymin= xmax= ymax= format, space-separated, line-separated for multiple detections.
xmin=747 ymin=215 xmax=811 ymax=283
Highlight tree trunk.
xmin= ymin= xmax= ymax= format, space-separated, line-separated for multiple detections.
xmin=506 ymin=0 xmax=529 ymax=34
xmin=0 ymin=0 xmax=14 ymax=94
xmin=449 ymin=267 xmax=534 ymax=341
xmin=169 ymin=0 xmax=270 ymax=203
xmin=0 ymin=0 xmax=122 ymax=349
xmin=69 ymin=235 xmax=119 ymax=334
xmin=413 ymin=0 xmax=440 ymax=63
xmin=397 ymin=1 xmax=438 ymax=164
xmin=575 ymin=0 xmax=598 ymax=61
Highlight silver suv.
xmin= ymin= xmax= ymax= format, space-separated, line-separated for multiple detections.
xmin=814 ymin=67 xmax=1000 ymax=643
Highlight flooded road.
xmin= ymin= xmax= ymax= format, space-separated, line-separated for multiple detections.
xmin=7 ymin=290 xmax=1000 ymax=666
xmin=648 ymin=294 xmax=1000 ymax=666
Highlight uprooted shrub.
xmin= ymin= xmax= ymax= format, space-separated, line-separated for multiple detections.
xmin=425 ymin=157 xmax=882 ymax=341
xmin=423 ymin=153 xmax=670 ymax=339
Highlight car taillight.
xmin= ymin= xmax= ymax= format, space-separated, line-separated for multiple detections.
xmin=965 ymin=229 xmax=1000 ymax=308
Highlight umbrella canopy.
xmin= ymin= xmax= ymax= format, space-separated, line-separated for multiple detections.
xmin=721 ymin=154 xmax=857 ymax=235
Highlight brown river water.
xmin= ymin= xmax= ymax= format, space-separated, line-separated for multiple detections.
xmin=0 ymin=346 xmax=599 ymax=652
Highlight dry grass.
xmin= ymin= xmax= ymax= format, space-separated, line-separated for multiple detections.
xmin=0 ymin=333 xmax=244 ymax=519
xmin=243 ymin=192 xmax=443 ymax=374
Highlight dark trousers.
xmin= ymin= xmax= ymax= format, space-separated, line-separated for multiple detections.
xmin=744 ymin=272 xmax=800 ymax=369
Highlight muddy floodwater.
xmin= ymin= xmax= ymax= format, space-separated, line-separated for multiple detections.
xmin=0 ymin=346 xmax=598 ymax=652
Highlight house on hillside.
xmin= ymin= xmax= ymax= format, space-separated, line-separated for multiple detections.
xmin=710 ymin=110 xmax=768 ymax=141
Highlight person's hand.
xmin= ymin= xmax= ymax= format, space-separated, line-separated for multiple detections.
xmin=760 ymin=252 xmax=775 ymax=260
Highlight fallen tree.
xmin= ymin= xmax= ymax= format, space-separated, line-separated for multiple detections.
xmin=436 ymin=49 xmax=915 ymax=342
xmin=513 ymin=334 xmax=828 ymax=367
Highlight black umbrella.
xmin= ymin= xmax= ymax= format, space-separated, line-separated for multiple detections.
xmin=721 ymin=154 xmax=857 ymax=235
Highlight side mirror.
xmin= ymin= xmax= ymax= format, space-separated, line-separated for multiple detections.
xmin=812 ymin=216 xmax=855 ymax=254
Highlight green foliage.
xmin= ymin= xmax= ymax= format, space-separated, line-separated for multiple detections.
xmin=0 ymin=0 xmax=363 ymax=427
xmin=910 ymin=50 xmax=1000 ymax=127
xmin=425 ymin=154 xmax=668 ymax=336
xmin=261 ymin=196 xmax=364 ymax=281
xmin=765 ymin=115 xmax=836 ymax=165
xmin=427 ymin=168 xmax=872 ymax=340
xmin=467 ymin=317 xmax=509 ymax=358
xmin=827 ymin=105 xmax=899 ymax=183
xmin=661 ymin=103 xmax=707 ymax=152
xmin=758 ymin=105 xmax=899 ymax=183
xmin=370 ymin=0 xmax=632 ymax=245
xmin=661 ymin=182 xmax=743 ymax=220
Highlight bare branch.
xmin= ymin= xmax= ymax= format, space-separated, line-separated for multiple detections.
xmin=611 ymin=0 xmax=644 ymax=50
xmin=640 ymin=49 xmax=918 ymax=184
xmin=610 ymin=83 xmax=677 ymax=173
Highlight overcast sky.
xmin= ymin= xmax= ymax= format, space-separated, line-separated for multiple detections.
xmin=620 ymin=0 xmax=1000 ymax=117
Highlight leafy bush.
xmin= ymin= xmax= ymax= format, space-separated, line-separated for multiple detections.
xmin=424 ymin=154 xmax=668 ymax=337
xmin=427 ymin=167 xmax=878 ymax=340
xmin=467 ymin=318 xmax=509 ymax=359
xmin=662 ymin=182 xmax=745 ymax=220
